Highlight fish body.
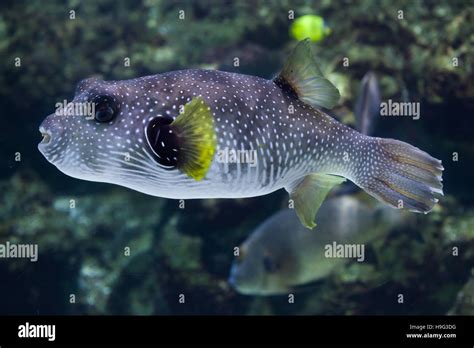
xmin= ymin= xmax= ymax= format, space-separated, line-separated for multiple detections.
xmin=40 ymin=69 xmax=346 ymax=198
xmin=39 ymin=40 xmax=443 ymax=228
xmin=228 ymin=195 xmax=411 ymax=295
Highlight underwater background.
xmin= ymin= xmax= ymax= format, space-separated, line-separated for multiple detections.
xmin=0 ymin=0 xmax=473 ymax=315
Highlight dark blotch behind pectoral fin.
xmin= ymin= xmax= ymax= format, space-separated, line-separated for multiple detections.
xmin=287 ymin=173 xmax=346 ymax=229
xmin=274 ymin=38 xmax=340 ymax=109
xmin=146 ymin=116 xmax=179 ymax=167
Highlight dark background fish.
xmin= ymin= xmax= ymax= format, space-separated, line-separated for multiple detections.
xmin=229 ymin=194 xmax=414 ymax=295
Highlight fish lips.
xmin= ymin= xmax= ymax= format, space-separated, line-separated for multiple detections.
xmin=227 ymin=262 xmax=248 ymax=293
xmin=227 ymin=263 xmax=238 ymax=289
xmin=39 ymin=126 xmax=52 ymax=147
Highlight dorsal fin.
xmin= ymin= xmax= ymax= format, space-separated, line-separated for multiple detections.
xmin=274 ymin=38 xmax=340 ymax=109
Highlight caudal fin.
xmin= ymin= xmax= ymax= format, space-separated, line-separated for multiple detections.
xmin=357 ymin=138 xmax=443 ymax=213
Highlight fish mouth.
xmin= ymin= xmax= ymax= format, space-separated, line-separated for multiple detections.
xmin=38 ymin=126 xmax=52 ymax=147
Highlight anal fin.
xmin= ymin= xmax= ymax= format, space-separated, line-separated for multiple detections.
xmin=287 ymin=173 xmax=346 ymax=229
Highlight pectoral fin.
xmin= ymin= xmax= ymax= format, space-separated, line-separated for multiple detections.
xmin=287 ymin=173 xmax=346 ymax=229
xmin=171 ymin=97 xmax=217 ymax=181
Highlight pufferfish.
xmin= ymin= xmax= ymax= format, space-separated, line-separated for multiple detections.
xmin=38 ymin=39 xmax=443 ymax=229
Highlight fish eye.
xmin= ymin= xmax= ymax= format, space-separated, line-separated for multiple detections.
xmin=93 ymin=95 xmax=117 ymax=123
